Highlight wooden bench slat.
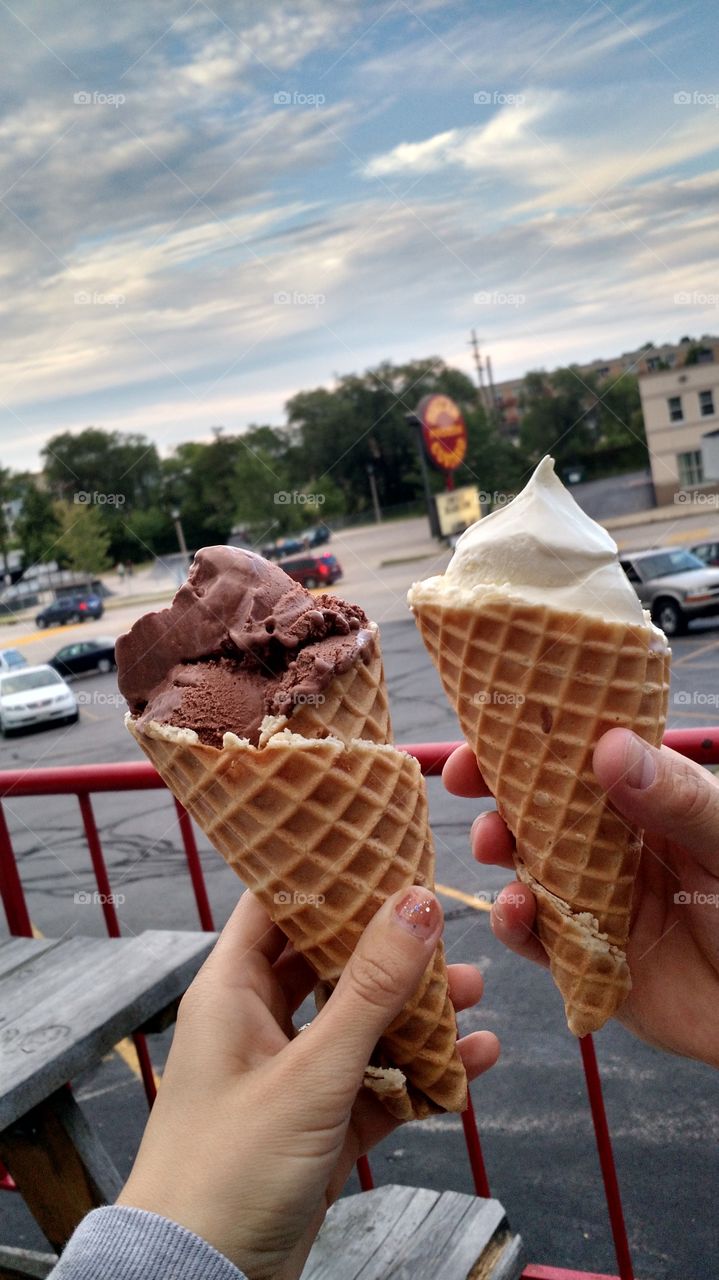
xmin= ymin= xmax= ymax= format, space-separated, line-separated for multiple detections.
xmin=303 ymin=1187 xmax=524 ymax=1280
xmin=302 ymin=1187 xmax=438 ymax=1280
xmin=382 ymin=1191 xmax=505 ymax=1280
xmin=0 ymin=932 xmax=214 ymax=1129
xmin=0 ymin=940 xmax=56 ymax=982
xmin=0 ymin=938 xmax=115 ymax=1027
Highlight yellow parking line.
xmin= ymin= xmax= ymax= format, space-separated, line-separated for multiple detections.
xmin=5 ymin=624 xmax=84 ymax=645
xmin=114 ymin=1036 xmax=162 ymax=1089
xmin=31 ymin=921 xmax=161 ymax=1087
xmin=435 ymin=882 xmax=492 ymax=912
xmin=673 ymin=635 xmax=719 ymax=667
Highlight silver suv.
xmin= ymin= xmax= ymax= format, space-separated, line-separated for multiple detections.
xmin=619 ymin=547 xmax=719 ymax=637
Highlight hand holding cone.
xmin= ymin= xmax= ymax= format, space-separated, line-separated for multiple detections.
xmin=125 ymin=618 xmax=466 ymax=1119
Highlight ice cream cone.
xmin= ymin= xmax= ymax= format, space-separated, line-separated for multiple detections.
xmin=127 ymin=717 xmax=466 ymax=1117
xmin=259 ymin=623 xmax=392 ymax=747
xmin=412 ymin=596 xmax=671 ymax=1036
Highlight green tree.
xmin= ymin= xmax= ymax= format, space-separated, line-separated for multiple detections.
xmin=42 ymin=427 xmax=161 ymax=507
xmin=519 ymin=366 xmax=647 ymax=478
xmin=0 ymin=467 xmax=12 ymax=575
xmin=54 ymin=501 xmax=112 ymax=575
xmin=457 ymin=407 xmax=530 ymax=500
xmin=286 ymin=357 xmax=480 ymax=514
xmin=595 ymin=374 xmax=648 ymax=467
xmin=13 ymin=481 xmax=61 ymax=569
xmin=42 ymin=427 xmax=163 ymax=564
xmin=519 ymin=367 xmax=597 ymax=470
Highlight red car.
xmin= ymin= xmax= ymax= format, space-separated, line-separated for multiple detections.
xmin=279 ymin=553 xmax=342 ymax=589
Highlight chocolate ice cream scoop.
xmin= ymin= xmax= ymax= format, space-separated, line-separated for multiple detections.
xmin=116 ymin=546 xmax=375 ymax=747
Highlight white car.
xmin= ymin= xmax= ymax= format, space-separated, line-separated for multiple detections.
xmin=0 ymin=664 xmax=79 ymax=735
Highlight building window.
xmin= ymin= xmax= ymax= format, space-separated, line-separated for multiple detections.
xmin=697 ymin=347 xmax=714 ymax=364
xmin=647 ymin=357 xmax=661 ymax=371
xmin=699 ymin=390 xmax=715 ymax=417
xmin=677 ymin=450 xmax=704 ymax=486
xmin=668 ymin=395 xmax=683 ymax=422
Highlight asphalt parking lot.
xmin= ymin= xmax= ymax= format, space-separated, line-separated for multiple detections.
xmin=1 ymin=566 xmax=719 ymax=1276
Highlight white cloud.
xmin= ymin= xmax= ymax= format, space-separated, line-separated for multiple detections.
xmin=0 ymin=0 xmax=716 ymax=471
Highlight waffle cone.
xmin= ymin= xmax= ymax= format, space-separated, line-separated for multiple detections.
xmin=412 ymin=595 xmax=671 ymax=1037
xmin=128 ymin=718 xmax=466 ymax=1117
xmin=259 ymin=623 xmax=391 ymax=747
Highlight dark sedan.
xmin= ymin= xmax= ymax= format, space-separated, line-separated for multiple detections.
xmin=48 ymin=637 xmax=116 ymax=678
xmin=35 ymin=593 xmax=104 ymax=628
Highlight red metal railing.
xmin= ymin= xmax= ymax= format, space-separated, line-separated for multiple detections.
xmin=1 ymin=729 xmax=716 ymax=1280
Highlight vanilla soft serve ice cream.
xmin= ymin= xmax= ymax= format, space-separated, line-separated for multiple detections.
xmin=409 ymin=456 xmax=658 ymax=630
xmin=408 ymin=454 xmax=672 ymax=1037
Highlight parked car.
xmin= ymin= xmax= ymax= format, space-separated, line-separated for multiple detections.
xmin=305 ymin=524 xmax=331 ymax=547
xmin=619 ymin=547 xmax=719 ymax=636
xmin=0 ymin=648 xmax=28 ymax=671
xmin=35 ymin=593 xmax=104 ymax=628
xmin=279 ymin=553 xmax=342 ymax=589
xmin=48 ymin=637 xmax=116 ymax=678
xmin=691 ymin=539 xmax=719 ymax=567
xmin=0 ymin=664 xmax=78 ymax=735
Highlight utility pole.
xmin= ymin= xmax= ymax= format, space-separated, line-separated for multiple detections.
xmin=469 ymin=330 xmax=493 ymax=418
xmin=485 ymin=353 xmax=498 ymax=426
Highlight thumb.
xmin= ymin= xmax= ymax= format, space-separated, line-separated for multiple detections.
xmin=296 ymin=887 xmax=443 ymax=1094
xmin=593 ymin=728 xmax=719 ymax=871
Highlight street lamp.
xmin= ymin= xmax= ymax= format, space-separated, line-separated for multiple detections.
xmin=405 ymin=412 xmax=441 ymax=538
xmin=171 ymin=507 xmax=189 ymax=563
xmin=366 ymin=463 xmax=382 ymax=524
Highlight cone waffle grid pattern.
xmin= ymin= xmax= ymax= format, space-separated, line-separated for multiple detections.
xmin=263 ymin=645 xmax=392 ymax=747
xmin=129 ymin=722 xmax=466 ymax=1113
xmin=413 ymin=597 xmax=670 ymax=1035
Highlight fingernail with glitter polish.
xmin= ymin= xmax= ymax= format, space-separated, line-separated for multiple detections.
xmin=393 ymin=888 xmax=441 ymax=940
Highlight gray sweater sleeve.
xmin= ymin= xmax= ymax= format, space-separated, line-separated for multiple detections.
xmin=48 ymin=1205 xmax=248 ymax=1280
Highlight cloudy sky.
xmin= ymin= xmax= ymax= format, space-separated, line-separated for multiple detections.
xmin=1 ymin=0 xmax=717 ymax=470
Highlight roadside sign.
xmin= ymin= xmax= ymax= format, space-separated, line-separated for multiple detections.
xmin=417 ymin=394 xmax=468 ymax=472
xmin=434 ymin=485 xmax=481 ymax=536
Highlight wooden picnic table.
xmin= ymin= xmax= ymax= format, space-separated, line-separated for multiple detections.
xmin=0 ymin=932 xmax=524 ymax=1280
xmin=0 ymin=931 xmax=214 ymax=1278
xmin=304 ymin=1184 xmax=525 ymax=1279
